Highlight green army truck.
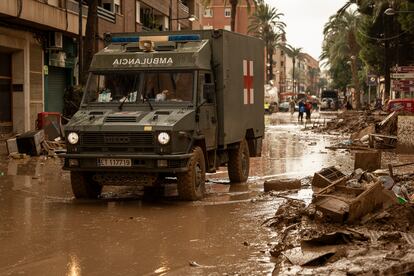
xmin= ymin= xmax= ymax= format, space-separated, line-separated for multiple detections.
xmin=63 ymin=29 xmax=264 ymax=200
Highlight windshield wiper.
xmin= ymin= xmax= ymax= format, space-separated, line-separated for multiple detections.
xmin=142 ymin=94 xmax=154 ymax=111
xmin=118 ymin=91 xmax=136 ymax=111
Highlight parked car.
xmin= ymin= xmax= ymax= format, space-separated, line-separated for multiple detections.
xmin=387 ymin=98 xmax=414 ymax=113
xmin=278 ymin=102 xmax=290 ymax=112
xmin=320 ymin=98 xmax=334 ymax=110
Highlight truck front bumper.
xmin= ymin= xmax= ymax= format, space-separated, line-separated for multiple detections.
xmin=62 ymin=153 xmax=192 ymax=173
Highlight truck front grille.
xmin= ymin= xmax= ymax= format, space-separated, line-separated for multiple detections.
xmin=80 ymin=132 xmax=155 ymax=152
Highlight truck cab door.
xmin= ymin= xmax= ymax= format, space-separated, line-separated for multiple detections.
xmin=197 ymin=73 xmax=217 ymax=150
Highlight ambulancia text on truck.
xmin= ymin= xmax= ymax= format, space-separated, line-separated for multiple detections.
xmin=63 ymin=30 xmax=264 ymax=200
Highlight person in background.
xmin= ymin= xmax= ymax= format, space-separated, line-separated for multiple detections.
xmin=298 ymin=100 xmax=305 ymax=122
xmin=305 ymin=100 xmax=312 ymax=121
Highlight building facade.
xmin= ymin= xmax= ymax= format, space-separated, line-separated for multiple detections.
xmin=0 ymin=0 xmax=202 ymax=135
xmin=200 ymin=0 xmax=254 ymax=34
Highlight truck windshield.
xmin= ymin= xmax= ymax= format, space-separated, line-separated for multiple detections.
xmin=84 ymin=71 xmax=194 ymax=104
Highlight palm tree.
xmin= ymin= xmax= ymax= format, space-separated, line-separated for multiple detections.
xmin=202 ymin=0 xmax=257 ymax=32
xmin=248 ymin=1 xmax=285 ymax=83
xmin=321 ymin=10 xmax=362 ymax=109
xmin=284 ymin=45 xmax=302 ymax=93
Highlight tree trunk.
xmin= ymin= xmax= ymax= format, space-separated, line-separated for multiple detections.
xmin=351 ymin=58 xmax=361 ymax=109
xmin=292 ymin=58 xmax=296 ymax=93
xmin=229 ymin=0 xmax=238 ymax=32
xmin=268 ymin=47 xmax=274 ymax=83
xmin=81 ymin=0 xmax=98 ymax=85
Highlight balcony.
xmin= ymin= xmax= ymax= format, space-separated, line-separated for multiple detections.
xmin=0 ymin=0 xmax=87 ymax=35
xmin=98 ymin=6 xmax=116 ymax=23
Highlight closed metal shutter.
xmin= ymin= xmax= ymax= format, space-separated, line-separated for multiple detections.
xmin=47 ymin=66 xmax=67 ymax=112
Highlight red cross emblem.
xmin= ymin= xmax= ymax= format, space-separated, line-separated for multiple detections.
xmin=243 ymin=60 xmax=254 ymax=104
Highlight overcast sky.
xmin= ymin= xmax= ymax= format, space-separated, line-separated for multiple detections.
xmin=266 ymin=0 xmax=349 ymax=61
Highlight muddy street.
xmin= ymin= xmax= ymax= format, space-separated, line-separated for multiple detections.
xmin=0 ymin=112 xmax=353 ymax=275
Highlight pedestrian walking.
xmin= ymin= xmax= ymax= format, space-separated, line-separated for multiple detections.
xmin=298 ymin=100 xmax=305 ymax=122
xmin=305 ymin=101 xmax=312 ymax=121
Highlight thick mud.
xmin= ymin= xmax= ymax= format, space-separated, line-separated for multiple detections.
xmin=0 ymin=112 xmax=360 ymax=275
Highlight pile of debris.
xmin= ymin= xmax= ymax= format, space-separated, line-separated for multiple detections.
xmin=314 ymin=111 xmax=385 ymax=135
xmin=264 ymin=166 xmax=414 ymax=275
xmin=6 ymin=118 xmax=66 ymax=158
xmin=325 ymin=111 xmax=405 ymax=151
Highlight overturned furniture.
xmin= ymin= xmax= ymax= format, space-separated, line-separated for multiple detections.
xmin=312 ymin=166 xmax=346 ymax=188
xmin=313 ymin=179 xmax=394 ymax=223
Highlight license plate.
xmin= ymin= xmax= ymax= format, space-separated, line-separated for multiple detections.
xmin=98 ymin=158 xmax=132 ymax=167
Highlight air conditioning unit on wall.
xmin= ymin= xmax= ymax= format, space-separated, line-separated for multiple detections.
xmin=49 ymin=32 xmax=63 ymax=49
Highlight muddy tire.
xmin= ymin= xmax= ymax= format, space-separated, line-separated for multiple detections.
xmin=228 ymin=139 xmax=250 ymax=183
xmin=70 ymin=172 xmax=102 ymax=199
xmin=177 ymin=147 xmax=206 ymax=201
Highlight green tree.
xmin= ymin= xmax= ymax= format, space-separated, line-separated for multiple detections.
xmin=284 ymin=45 xmax=302 ymax=93
xmin=202 ymin=0 xmax=257 ymax=32
xmin=321 ymin=10 xmax=362 ymax=108
xmin=341 ymin=0 xmax=414 ymax=99
xmin=248 ymin=1 xmax=285 ymax=83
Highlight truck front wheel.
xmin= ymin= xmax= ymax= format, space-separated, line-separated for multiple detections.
xmin=177 ymin=147 xmax=206 ymax=201
xmin=228 ymin=139 xmax=250 ymax=183
xmin=70 ymin=172 xmax=102 ymax=199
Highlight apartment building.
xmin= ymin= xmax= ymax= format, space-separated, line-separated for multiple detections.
xmin=0 ymin=0 xmax=201 ymax=135
xmin=0 ymin=0 xmax=87 ymax=134
xmin=201 ymin=0 xmax=254 ymax=34
xmin=299 ymin=52 xmax=319 ymax=94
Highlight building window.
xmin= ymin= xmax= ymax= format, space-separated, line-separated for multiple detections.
xmin=114 ymin=0 xmax=121 ymax=14
xmin=136 ymin=1 xmax=140 ymax=23
xmin=224 ymin=25 xmax=231 ymax=31
xmin=203 ymin=25 xmax=214 ymax=30
xmin=204 ymin=8 xmax=213 ymax=17
xmin=224 ymin=8 xmax=231 ymax=17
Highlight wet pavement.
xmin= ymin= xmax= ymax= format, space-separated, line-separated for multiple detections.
xmin=0 ymin=112 xmax=359 ymax=275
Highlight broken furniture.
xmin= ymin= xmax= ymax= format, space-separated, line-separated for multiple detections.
xmin=312 ymin=166 xmax=346 ymax=188
xmin=16 ymin=129 xmax=45 ymax=156
xmin=369 ymin=134 xmax=397 ymax=149
xmin=354 ymin=150 xmax=381 ymax=171
xmin=313 ymin=179 xmax=393 ymax=223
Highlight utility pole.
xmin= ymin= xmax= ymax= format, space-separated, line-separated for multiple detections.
xmin=78 ymin=0 xmax=83 ymax=84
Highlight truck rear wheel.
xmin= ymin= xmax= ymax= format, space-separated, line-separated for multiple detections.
xmin=177 ymin=147 xmax=206 ymax=201
xmin=70 ymin=172 xmax=102 ymax=199
xmin=228 ymin=139 xmax=250 ymax=183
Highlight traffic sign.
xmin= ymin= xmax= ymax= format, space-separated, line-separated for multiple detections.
xmin=391 ymin=72 xmax=414 ymax=79
xmin=367 ymin=74 xmax=377 ymax=86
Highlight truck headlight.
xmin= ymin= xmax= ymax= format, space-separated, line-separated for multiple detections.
xmin=157 ymin=132 xmax=170 ymax=145
xmin=67 ymin=132 xmax=79 ymax=145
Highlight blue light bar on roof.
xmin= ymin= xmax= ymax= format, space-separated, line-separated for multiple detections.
xmin=168 ymin=34 xmax=200 ymax=42
xmin=110 ymin=34 xmax=200 ymax=43
xmin=111 ymin=37 xmax=139 ymax=43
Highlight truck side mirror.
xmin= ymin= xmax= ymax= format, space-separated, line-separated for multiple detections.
xmin=203 ymin=84 xmax=215 ymax=103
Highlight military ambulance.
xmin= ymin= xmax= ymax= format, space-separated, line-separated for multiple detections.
xmin=63 ymin=30 xmax=264 ymax=200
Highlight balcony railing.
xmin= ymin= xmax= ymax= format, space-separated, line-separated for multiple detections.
xmin=179 ymin=1 xmax=189 ymax=14
xmin=98 ymin=6 xmax=115 ymax=23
